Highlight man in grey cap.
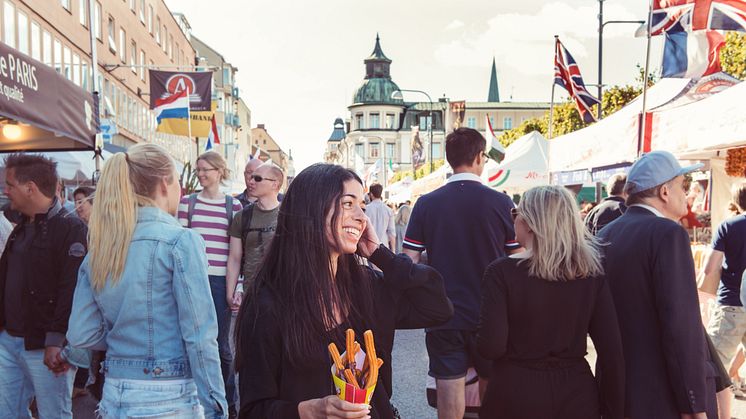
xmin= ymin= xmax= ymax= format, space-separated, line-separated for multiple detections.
xmin=598 ymin=150 xmax=717 ymax=419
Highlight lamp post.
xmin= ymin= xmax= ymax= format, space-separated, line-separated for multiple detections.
xmin=597 ymin=0 xmax=645 ymax=119
xmin=391 ymin=89 xmax=434 ymax=173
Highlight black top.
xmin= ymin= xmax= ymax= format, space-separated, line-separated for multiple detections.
xmin=403 ymin=179 xmax=518 ymax=330
xmin=477 ymin=256 xmax=625 ymax=418
xmin=237 ymin=247 xmax=453 ymax=419
xmin=598 ymin=206 xmax=718 ymax=417
xmin=584 ymin=196 xmax=626 ymax=235
xmin=712 ymin=214 xmax=746 ymax=306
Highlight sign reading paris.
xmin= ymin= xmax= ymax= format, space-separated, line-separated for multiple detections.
xmin=148 ymin=70 xmax=212 ymax=112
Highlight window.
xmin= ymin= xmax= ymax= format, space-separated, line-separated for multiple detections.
xmin=355 ymin=144 xmax=364 ymax=158
xmin=466 ymin=116 xmax=476 ymax=129
xmin=168 ymin=34 xmax=173 ymax=59
xmin=432 ymin=143 xmax=443 ymax=159
xmin=148 ymin=5 xmax=153 ymax=33
xmin=72 ymin=53 xmax=80 ymax=85
xmin=369 ymin=113 xmax=380 ymax=129
xmin=30 ymin=21 xmax=40 ymax=61
xmin=130 ymin=41 xmax=136 ymax=73
xmin=81 ymin=60 xmax=88 ymax=90
xmin=355 ymin=113 xmax=364 ymax=130
xmin=369 ymin=143 xmax=380 ymax=158
xmin=503 ymin=117 xmax=513 ymax=130
xmin=94 ymin=2 xmax=101 ymax=39
xmin=155 ymin=16 xmax=161 ymax=44
xmin=162 ymin=26 xmax=167 ymax=53
xmin=79 ymin=0 xmax=87 ymax=26
xmin=385 ymin=143 xmax=395 ymax=159
xmin=385 ymin=113 xmax=395 ymax=129
xmin=17 ymin=10 xmax=28 ymax=55
xmin=42 ymin=30 xmax=52 ymax=66
xmin=119 ymin=28 xmax=126 ymax=62
xmin=419 ymin=115 xmax=432 ymax=131
xmin=53 ymin=38 xmax=62 ymax=73
xmin=223 ymin=68 xmax=232 ymax=86
xmin=129 ymin=0 xmax=135 ymax=12
xmin=4 ymin=1 xmax=15 ymax=48
xmin=63 ymin=45 xmax=71 ymax=80
xmin=107 ymin=17 xmax=116 ymax=52
xmin=139 ymin=50 xmax=145 ymax=80
xmin=60 ymin=0 xmax=70 ymax=11
xmin=139 ymin=0 xmax=145 ymax=23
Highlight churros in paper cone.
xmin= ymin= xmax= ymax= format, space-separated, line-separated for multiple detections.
xmin=329 ymin=329 xmax=383 ymax=404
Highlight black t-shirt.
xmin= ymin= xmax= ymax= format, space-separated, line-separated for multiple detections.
xmin=712 ymin=214 xmax=746 ymax=306
xmin=403 ymin=178 xmax=518 ymax=330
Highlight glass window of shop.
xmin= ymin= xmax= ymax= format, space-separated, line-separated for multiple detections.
xmin=4 ymin=1 xmax=15 ymax=48
xmin=53 ymin=38 xmax=61 ymax=73
xmin=42 ymin=30 xmax=51 ymax=66
xmin=63 ymin=46 xmax=71 ymax=80
xmin=16 ymin=10 xmax=27 ymax=55
xmin=72 ymin=53 xmax=80 ymax=86
xmin=30 ymin=21 xmax=40 ymax=61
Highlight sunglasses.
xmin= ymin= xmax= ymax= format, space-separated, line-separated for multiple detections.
xmin=251 ymin=175 xmax=277 ymax=183
xmin=510 ymin=207 xmax=520 ymax=221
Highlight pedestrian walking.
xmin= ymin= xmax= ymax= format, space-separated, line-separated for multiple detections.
xmin=403 ymin=127 xmax=519 ymax=419
xmin=583 ymin=173 xmax=627 ymax=235
xmin=66 ymin=143 xmax=227 ymax=418
xmin=598 ymin=150 xmax=718 ymax=418
xmin=477 ymin=185 xmax=624 ymax=419
xmin=234 ymin=163 xmax=453 ymax=419
xmin=235 ymin=158 xmax=263 ymax=208
xmin=366 ymin=183 xmax=396 ymax=250
xmin=394 ymin=200 xmax=411 ymax=253
xmin=178 ymin=151 xmax=242 ymax=417
xmin=0 ymin=153 xmax=88 ymax=418
xmin=72 ymin=186 xmax=95 ymax=225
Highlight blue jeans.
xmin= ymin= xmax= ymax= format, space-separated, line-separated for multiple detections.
xmin=0 ymin=330 xmax=76 ymax=419
xmin=209 ymin=275 xmax=235 ymax=408
xmin=98 ymin=378 xmax=205 ymax=418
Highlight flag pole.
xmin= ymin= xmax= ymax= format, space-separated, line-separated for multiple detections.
xmin=639 ymin=0 xmax=654 ymax=156
xmin=548 ymin=35 xmax=558 ymax=139
xmin=186 ymin=91 xmax=196 ymax=159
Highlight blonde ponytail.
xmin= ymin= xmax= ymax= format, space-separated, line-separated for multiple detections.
xmin=88 ymin=143 xmax=175 ymax=290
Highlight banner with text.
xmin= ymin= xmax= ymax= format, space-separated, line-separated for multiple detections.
xmin=149 ymin=70 xmax=212 ymax=112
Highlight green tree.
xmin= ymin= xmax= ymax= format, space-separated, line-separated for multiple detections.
xmin=721 ymin=31 xmax=746 ymax=80
xmin=602 ymin=85 xmax=642 ymax=117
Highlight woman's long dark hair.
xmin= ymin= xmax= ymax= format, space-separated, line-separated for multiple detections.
xmin=235 ymin=164 xmax=376 ymax=367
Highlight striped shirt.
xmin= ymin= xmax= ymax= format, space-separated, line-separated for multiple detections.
xmin=177 ymin=194 xmax=242 ymax=277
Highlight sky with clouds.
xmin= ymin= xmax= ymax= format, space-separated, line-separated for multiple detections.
xmin=165 ymin=0 xmax=665 ymax=172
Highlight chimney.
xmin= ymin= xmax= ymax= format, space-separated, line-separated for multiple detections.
xmin=257 ymin=124 xmax=265 ymax=130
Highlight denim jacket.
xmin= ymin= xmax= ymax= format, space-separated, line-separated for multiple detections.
xmin=66 ymin=206 xmax=227 ymax=418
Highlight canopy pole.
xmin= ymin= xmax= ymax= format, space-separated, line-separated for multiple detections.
xmin=548 ymin=35 xmax=558 ymax=140
xmin=88 ymin=0 xmax=102 ymax=184
xmin=639 ymin=0 xmax=654 ymax=157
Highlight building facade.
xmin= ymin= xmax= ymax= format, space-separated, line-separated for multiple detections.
xmin=326 ymin=36 xmax=549 ymax=179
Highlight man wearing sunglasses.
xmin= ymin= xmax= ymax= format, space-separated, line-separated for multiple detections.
xmin=227 ymin=164 xmax=284 ymax=313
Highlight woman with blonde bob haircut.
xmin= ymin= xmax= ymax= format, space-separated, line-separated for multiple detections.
xmin=477 ymin=185 xmax=625 ymax=419
xmin=66 ymin=143 xmax=228 ymax=418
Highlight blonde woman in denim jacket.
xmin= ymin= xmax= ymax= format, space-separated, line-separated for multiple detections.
xmin=66 ymin=143 xmax=228 ymax=418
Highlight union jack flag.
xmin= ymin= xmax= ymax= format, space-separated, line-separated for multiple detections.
xmin=553 ymin=38 xmax=600 ymax=124
xmin=651 ymin=0 xmax=746 ymax=35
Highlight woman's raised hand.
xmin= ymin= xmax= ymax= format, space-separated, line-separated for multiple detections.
xmin=356 ymin=216 xmax=381 ymax=259
xmin=298 ymin=395 xmax=370 ymax=419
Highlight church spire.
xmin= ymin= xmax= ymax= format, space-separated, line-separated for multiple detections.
xmin=488 ymin=57 xmax=500 ymax=102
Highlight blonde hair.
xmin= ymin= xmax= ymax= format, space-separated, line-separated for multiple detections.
xmin=518 ymin=185 xmax=604 ymax=281
xmin=197 ymin=151 xmax=231 ymax=183
xmin=88 ymin=143 xmax=176 ymax=291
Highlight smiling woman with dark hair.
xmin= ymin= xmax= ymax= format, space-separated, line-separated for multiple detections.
xmin=235 ymin=163 xmax=453 ymax=419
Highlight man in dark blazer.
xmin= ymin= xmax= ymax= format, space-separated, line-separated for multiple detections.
xmin=598 ymin=150 xmax=717 ymax=419
xmin=584 ymin=173 xmax=627 ymax=235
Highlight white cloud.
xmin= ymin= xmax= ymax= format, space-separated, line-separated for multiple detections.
xmin=445 ymin=20 xmax=465 ymax=30
xmin=434 ymin=2 xmax=642 ymax=76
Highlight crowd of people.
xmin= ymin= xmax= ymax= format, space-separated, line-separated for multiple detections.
xmin=0 ymin=127 xmax=743 ymax=419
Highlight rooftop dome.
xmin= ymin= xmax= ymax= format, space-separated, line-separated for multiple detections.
xmin=352 ymin=34 xmax=404 ymax=106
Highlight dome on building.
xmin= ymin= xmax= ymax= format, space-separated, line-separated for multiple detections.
xmin=352 ymin=34 xmax=404 ymax=106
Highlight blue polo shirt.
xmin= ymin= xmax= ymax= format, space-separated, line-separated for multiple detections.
xmin=403 ymin=173 xmax=518 ymax=330
xmin=713 ymin=214 xmax=746 ymax=306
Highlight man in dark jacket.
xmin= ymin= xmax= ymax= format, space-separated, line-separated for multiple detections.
xmin=584 ymin=173 xmax=627 ymax=235
xmin=0 ymin=154 xmax=88 ymax=418
xmin=598 ymin=151 xmax=716 ymax=419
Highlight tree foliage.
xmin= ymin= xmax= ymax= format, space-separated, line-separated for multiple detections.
xmin=721 ymin=31 xmax=746 ymax=80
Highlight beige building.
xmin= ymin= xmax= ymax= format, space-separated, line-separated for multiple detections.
xmin=327 ymin=36 xmax=549 ymax=178
xmin=250 ymin=124 xmax=293 ymax=191
xmin=235 ymin=97 xmax=252 ymax=169
xmin=2 ymin=1 xmax=207 ymax=163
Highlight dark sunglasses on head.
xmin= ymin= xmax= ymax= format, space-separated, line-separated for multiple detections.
xmin=251 ymin=175 xmax=277 ymax=183
xmin=510 ymin=207 xmax=519 ymax=221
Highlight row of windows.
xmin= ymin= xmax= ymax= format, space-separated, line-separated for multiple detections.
xmin=354 ymin=112 xmax=397 ymax=130
xmin=465 ymin=116 xmax=514 ymax=130
xmin=350 ymin=141 xmax=444 ymax=160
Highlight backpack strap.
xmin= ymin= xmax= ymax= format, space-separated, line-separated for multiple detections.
xmin=225 ymin=195 xmax=234 ymax=223
xmin=186 ymin=193 xmax=198 ymax=229
xmin=239 ymin=204 xmax=255 ymax=277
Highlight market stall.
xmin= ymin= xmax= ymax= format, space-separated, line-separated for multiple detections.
xmin=484 ymin=131 xmax=549 ymax=195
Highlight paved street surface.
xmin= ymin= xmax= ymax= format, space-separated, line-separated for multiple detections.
xmin=72 ymin=330 xmax=746 ymax=418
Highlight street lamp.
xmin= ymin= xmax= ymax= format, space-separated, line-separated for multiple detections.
xmin=391 ymin=89 xmax=434 ymax=173
xmin=597 ymin=0 xmax=645 ymax=119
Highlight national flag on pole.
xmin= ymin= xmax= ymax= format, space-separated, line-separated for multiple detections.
xmin=205 ymin=135 xmax=213 ymax=151
xmin=651 ymin=0 xmax=746 ymax=35
xmin=553 ymin=38 xmax=600 ymax=124
xmin=154 ymin=90 xmax=189 ymax=131
xmin=662 ymin=30 xmax=725 ymax=78
xmin=484 ymin=116 xmax=506 ymax=163
xmin=208 ymin=114 xmax=220 ymax=145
